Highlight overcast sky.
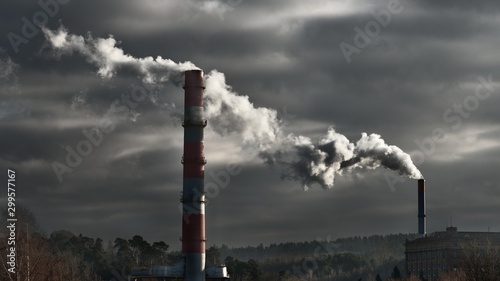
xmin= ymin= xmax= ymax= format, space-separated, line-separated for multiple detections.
xmin=1 ymin=0 xmax=499 ymax=249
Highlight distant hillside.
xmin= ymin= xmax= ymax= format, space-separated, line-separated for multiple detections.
xmin=219 ymin=233 xmax=418 ymax=261
xmin=213 ymin=233 xmax=419 ymax=281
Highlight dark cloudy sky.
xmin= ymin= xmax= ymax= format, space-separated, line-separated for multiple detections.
xmin=1 ymin=0 xmax=499 ymax=249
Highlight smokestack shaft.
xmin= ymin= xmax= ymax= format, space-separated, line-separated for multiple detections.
xmin=182 ymin=70 xmax=206 ymax=281
xmin=418 ymin=179 xmax=426 ymax=235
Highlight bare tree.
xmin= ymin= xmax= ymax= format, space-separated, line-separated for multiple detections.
xmin=435 ymin=242 xmax=500 ymax=281
xmin=0 ymin=205 xmax=102 ymax=281
xmin=459 ymin=242 xmax=500 ymax=281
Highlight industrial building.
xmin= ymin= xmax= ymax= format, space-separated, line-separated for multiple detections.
xmin=405 ymin=227 xmax=500 ymax=280
xmin=406 ymin=179 xmax=500 ymax=280
xmin=129 ymin=70 xmax=229 ymax=281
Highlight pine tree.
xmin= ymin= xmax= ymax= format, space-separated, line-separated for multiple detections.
xmin=391 ymin=266 xmax=402 ymax=280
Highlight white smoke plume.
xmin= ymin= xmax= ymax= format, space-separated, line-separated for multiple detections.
xmin=204 ymin=70 xmax=282 ymax=150
xmin=260 ymin=128 xmax=423 ymax=190
xmin=42 ymin=26 xmax=198 ymax=84
xmin=43 ymin=27 xmax=422 ymax=189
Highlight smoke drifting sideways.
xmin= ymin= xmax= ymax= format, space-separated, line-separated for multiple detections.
xmin=42 ymin=26 xmax=423 ymax=190
xmin=260 ymin=129 xmax=423 ymax=190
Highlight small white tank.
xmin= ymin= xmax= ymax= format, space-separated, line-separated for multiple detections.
xmin=206 ymin=265 xmax=229 ymax=278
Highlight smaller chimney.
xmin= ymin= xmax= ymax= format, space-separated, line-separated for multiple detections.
xmin=418 ymin=179 xmax=426 ymax=236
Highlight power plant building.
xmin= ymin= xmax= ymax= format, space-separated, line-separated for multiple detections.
xmin=405 ymin=226 xmax=500 ymax=281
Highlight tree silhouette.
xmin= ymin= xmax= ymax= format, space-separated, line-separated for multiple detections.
xmin=206 ymin=245 xmax=221 ymax=266
xmin=459 ymin=243 xmax=500 ymax=281
xmin=151 ymin=241 xmax=169 ymax=264
xmin=390 ymin=266 xmax=402 ymax=280
xmin=113 ymin=237 xmax=134 ymax=272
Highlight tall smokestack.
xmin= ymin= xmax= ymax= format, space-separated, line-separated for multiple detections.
xmin=182 ymin=70 xmax=206 ymax=281
xmin=418 ymin=179 xmax=426 ymax=236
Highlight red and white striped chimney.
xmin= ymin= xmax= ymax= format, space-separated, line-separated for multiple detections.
xmin=181 ymin=70 xmax=206 ymax=281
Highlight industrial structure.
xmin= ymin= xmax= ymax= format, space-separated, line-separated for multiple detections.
xmin=405 ymin=226 xmax=500 ymax=281
xmin=129 ymin=70 xmax=229 ymax=281
xmin=418 ymin=179 xmax=426 ymax=236
xmin=181 ymin=69 xmax=208 ymax=281
xmin=406 ymin=179 xmax=500 ymax=280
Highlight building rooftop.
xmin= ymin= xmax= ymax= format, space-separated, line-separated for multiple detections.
xmin=405 ymin=226 xmax=500 ymax=250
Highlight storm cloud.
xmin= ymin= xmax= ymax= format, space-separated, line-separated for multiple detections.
xmin=0 ymin=0 xmax=499 ymax=247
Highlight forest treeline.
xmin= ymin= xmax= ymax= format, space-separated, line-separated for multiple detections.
xmin=1 ymin=206 xmax=419 ymax=280
xmin=213 ymin=234 xmax=415 ymax=281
